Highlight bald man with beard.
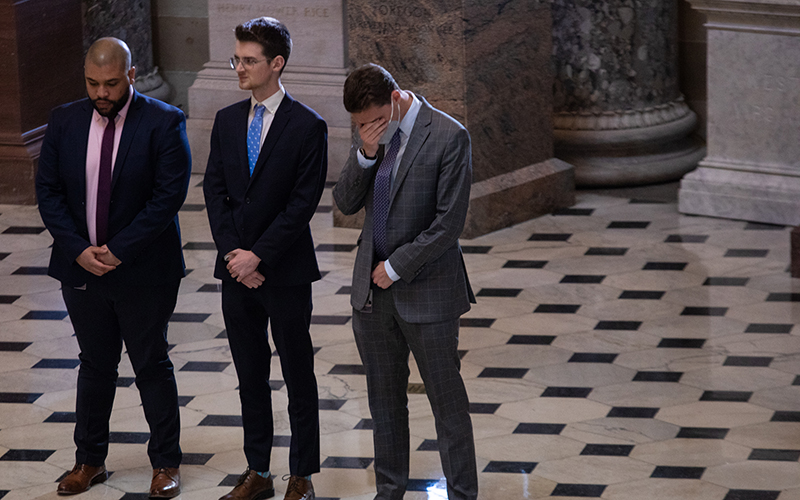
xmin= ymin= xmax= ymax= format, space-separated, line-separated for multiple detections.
xmin=36 ymin=37 xmax=191 ymax=498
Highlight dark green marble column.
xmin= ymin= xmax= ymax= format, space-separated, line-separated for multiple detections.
xmin=552 ymin=0 xmax=705 ymax=186
xmin=83 ymin=0 xmax=171 ymax=100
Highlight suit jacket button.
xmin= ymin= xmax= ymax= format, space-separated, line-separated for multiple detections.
xmin=245 ymin=198 xmax=251 ymax=204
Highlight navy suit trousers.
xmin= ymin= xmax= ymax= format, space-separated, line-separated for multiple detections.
xmin=62 ymin=280 xmax=182 ymax=468
xmin=221 ymin=281 xmax=320 ymax=476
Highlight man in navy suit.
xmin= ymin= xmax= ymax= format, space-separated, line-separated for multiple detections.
xmin=203 ymin=17 xmax=327 ymax=500
xmin=36 ymin=38 xmax=191 ymax=497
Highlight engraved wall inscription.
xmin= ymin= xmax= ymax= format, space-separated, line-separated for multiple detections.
xmin=209 ymin=0 xmax=344 ymax=68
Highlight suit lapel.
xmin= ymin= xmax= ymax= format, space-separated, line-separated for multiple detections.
xmin=390 ymin=96 xmax=431 ymax=203
xmin=75 ymin=100 xmax=94 ymax=204
xmin=235 ymin=99 xmax=251 ymax=181
xmin=248 ymin=92 xmax=293 ymax=186
xmin=111 ymin=91 xmax=143 ymax=190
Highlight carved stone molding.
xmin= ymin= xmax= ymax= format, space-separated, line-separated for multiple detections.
xmin=554 ymin=97 xmax=699 ymax=150
xmin=554 ymin=97 xmax=693 ymax=132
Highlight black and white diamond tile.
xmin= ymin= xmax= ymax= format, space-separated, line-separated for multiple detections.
xmin=0 ymin=177 xmax=798 ymax=499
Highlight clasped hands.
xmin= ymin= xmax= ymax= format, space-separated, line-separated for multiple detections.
xmin=225 ymin=249 xmax=265 ymax=289
xmin=76 ymin=245 xmax=122 ymax=276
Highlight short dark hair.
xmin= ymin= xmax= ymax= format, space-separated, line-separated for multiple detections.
xmin=235 ymin=17 xmax=292 ymax=74
xmin=343 ymin=64 xmax=400 ymax=113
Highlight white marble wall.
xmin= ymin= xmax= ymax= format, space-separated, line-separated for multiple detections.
xmin=679 ymin=0 xmax=800 ymax=225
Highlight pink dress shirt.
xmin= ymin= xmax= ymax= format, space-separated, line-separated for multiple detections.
xmin=85 ymin=89 xmax=133 ymax=246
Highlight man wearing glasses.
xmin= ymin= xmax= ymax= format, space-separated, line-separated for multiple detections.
xmin=203 ymin=16 xmax=327 ymax=500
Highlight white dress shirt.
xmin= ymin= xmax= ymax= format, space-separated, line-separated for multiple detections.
xmin=248 ymin=85 xmax=286 ymax=154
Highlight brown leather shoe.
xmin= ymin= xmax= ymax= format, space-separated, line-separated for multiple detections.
xmin=219 ymin=468 xmax=275 ymax=500
xmin=150 ymin=467 xmax=181 ymax=498
xmin=283 ymin=476 xmax=314 ymax=500
xmin=57 ymin=464 xmax=108 ymax=495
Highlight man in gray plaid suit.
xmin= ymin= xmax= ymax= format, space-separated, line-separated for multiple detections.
xmin=333 ymin=64 xmax=478 ymax=500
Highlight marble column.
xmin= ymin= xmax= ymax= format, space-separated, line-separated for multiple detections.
xmin=552 ymin=0 xmax=705 ymax=187
xmin=678 ymin=0 xmax=800 ymax=225
xmin=83 ymin=0 xmax=171 ymax=101
xmin=186 ymin=0 xmax=351 ymax=179
xmin=0 ymin=0 xmax=84 ymax=204
xmin=342 ymin=0 xmax=574 ymax=238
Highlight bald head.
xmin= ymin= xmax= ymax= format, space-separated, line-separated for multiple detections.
xmin=84 ymin=38 xmax=135 ymax=117
xmin=86 ymin=37 xmax=132 ymax=72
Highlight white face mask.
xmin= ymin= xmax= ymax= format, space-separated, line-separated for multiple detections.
xmin=378 ymin=98 xmax=400 ymax=145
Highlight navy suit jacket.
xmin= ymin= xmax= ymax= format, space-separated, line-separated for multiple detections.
xmin=36 ymin=91 xmax=192 ymax=288
xmin=203 ymin=92 xmax=328 ymax=286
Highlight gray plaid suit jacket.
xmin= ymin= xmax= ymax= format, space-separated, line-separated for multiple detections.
xmin=333 ymin=95 xmax=475 ymax=324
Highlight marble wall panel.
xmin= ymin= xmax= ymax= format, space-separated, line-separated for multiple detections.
xmin=347 ymin=0 xmax=554 ymax=182
xmin=208 ymin=0 xmax=345 ymax=68
xmin=154 ymin=17 xmax=210 ymax=73
xmin=464 ymin=2 xmax=554 ymax=181
xmin=705 ymin=29 xmax=800 ymax=169
xmin=0 ymin=0 xmax=83 ymax=204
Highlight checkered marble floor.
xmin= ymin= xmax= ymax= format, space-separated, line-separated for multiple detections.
xmin=1 ymin=175 xmax=799 ymax=500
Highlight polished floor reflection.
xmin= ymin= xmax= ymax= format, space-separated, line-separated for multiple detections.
xmin=0 ymin=176 xmax=799 ymax=499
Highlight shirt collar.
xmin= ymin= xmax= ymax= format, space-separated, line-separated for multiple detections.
xmin=92 ymin=85 xmax=134 ymax=124
xmin=399 ymin=93 xmax=421 ymax=137
xmin=251 ymin=84 xmax=286 ymax=115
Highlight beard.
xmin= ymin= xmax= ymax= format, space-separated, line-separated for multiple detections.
xmin=91 ymin=85 xmax=130 ymax=117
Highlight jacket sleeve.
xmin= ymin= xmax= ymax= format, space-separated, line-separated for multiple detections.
xmin=105 ymin=110 xmax=192 ymax=263
xmin=332 ymin=131 xmax=377 ymax=215
xmin=203 ymin=112 xmax=242 ymax=257
xmin=389 ymin=127 xmax=472 ymax=283
xmin=35 ymin=108 xmax=92 ymax=263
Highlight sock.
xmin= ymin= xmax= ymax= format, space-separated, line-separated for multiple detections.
xmin=305 ymin=475 xmax=312 ymax=480
xmin=255 ymin=470 xmax=271 ymax=479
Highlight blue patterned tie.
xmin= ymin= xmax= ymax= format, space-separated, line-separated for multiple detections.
xmin=373 ymin=129 xmax=401 ymax=261
xmin=247 ymin=104 xmax=265 ymax=176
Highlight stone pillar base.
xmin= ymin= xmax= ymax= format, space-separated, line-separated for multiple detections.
xmin=333 ymin=158 xmax=575 ymax=239
xmin=558 ymin=135 xmax=706 ymax=187
xmin=679 ymin=160 xmax=800 ymax=226
xmin=332 ymin=203 xmax=364 ymax=230
xmin=462 ymin=158 xmax=574 ymax=239
xmin=555 ymin=98 xmax=705 ymax=187
xmin=0 ymin=127 xmax=44 ymax=205
xmin=134 ymin=66 xmax=172 ymax=102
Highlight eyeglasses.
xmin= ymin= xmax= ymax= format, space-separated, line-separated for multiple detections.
xmin=229 ymin=56 xmax=267 ymax=70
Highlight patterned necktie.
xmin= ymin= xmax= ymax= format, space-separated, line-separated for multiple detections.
xmin=372 ymin=129 xmax=401 ymax=261
xmin=247 ymin=104 xmax=265 ymax=176
xmin=96 ymin=113 xmax=117 ymax=246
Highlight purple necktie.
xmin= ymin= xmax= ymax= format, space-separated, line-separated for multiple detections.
xmin=372 ymin=130 xmax=401 ymax=261
xmin=96 ymin=114 xmax=116 ymax=246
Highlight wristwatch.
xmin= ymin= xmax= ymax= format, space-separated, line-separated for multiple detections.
xmin=359 ymin=147 xmax=377 ymax=160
